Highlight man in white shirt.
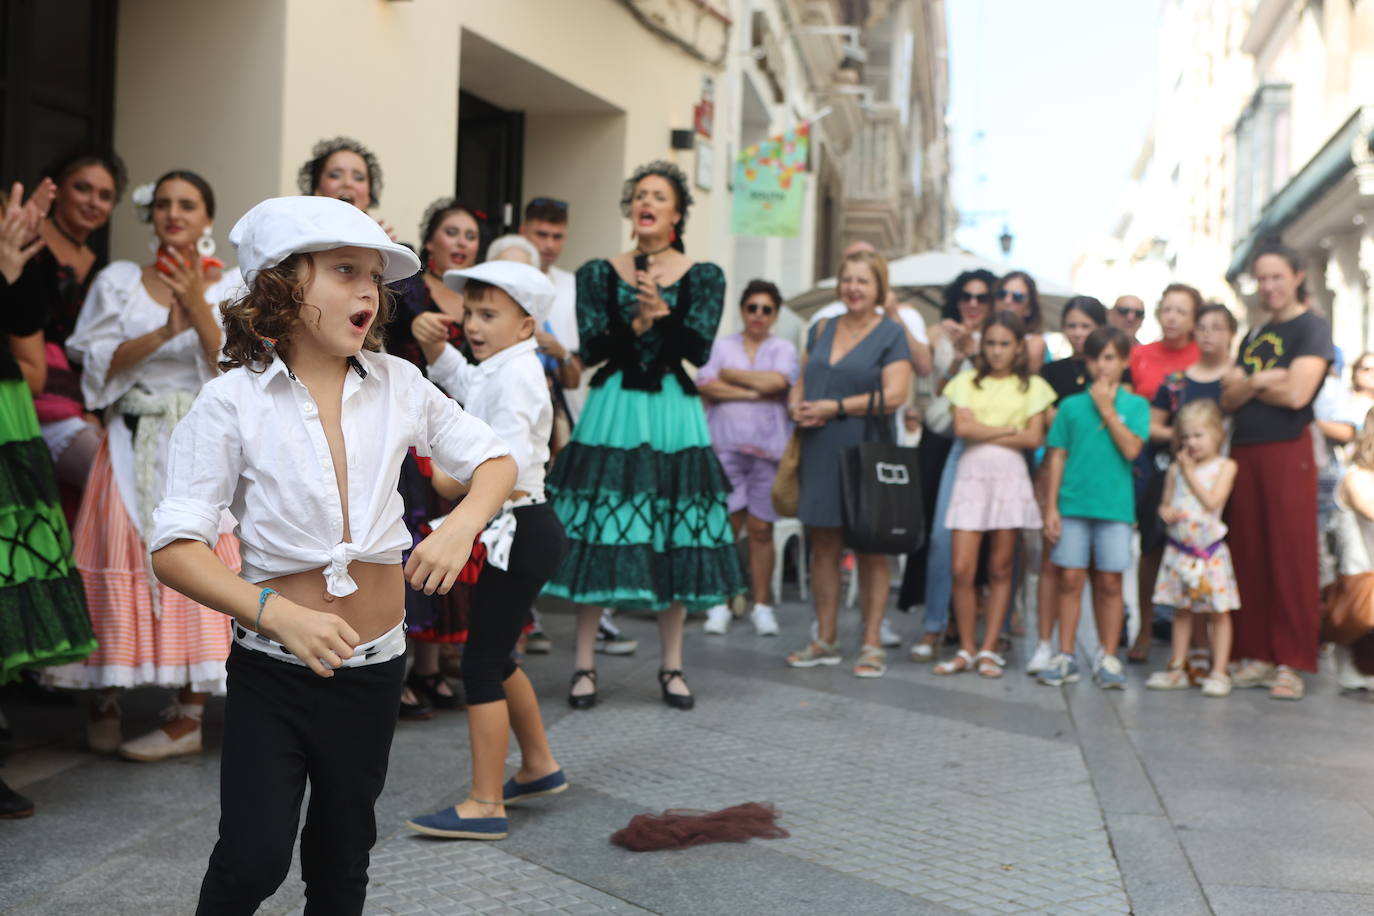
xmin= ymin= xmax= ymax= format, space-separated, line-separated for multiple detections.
xmin=521 ymin=198 xmax=587 ymax=423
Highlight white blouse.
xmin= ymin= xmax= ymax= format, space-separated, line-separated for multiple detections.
xmin=427 ymin=337 xmax=551 ymax=497
xmin=150 ymin=349 xmax=510 ymax=597
xmin=66 ymin=260 xmax=244 ymax=409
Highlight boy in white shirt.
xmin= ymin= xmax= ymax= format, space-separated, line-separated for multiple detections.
xmin=406 ymin=260 xmax=570 ymax=840
xmin=149 ymin=196 xmax=516 ymax=912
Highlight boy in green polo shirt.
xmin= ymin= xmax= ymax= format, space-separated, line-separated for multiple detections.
xmin=1041 ymin=326 xmax=1150 ymax=689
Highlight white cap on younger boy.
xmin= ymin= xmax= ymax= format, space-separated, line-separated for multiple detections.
xmin=443 ymin=261 xmax=556 ymax=324
xmin=229 ymin=196 xmax=421 ymax=285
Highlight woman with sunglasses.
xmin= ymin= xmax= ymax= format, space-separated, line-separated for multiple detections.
xmin=906 ymin=270 xmax=996 ymax=661
xmin=1125 ymin=284 xmax=1200 ymax=663
xmin=993 ymin=271 xmax=1047 ymax=372
xmin=696 ymin=280 xmax=799 ymax=637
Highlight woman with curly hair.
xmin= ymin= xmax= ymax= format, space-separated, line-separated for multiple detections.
xmin=545 ymin=161 xmax=743 ymax=711
xmin=47 ymin=170 xmax=243 ymax=762
xmin=298 ymin=136 xmax=397 ymax=241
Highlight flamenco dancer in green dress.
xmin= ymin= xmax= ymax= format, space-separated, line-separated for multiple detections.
xmin=545 ymin=161 xmax=743 ymax=711
xmin=0 ymin=179 xmax=97 ymax=816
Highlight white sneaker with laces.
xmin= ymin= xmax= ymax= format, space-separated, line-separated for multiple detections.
xmin=1026 ymin=641 xmax=1055 ymax=675
xmin=750 ymin=604 xmax=780 ymax=636
xmin=703 ymin=605 xmax=731 ymax=635
xmin=879 ymin=617 xmax=901 ymax=648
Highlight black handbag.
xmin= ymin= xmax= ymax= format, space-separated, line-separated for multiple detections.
xmin=840 ymin=388 xmax=926 ymax=555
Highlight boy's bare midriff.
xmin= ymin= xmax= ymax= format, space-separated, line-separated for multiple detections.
xmin=262 ymin=561 xmax=406 ymax=645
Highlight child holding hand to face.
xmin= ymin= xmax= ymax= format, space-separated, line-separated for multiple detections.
xmin=1146 ymin=400 xmax=1239 ymax=696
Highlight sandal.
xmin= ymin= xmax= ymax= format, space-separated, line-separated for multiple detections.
xmin=407 ymin=670 xmax=465 ymax=711
xmin=1201 ymin=672 xmax=1232 ymax=698
xmin=1269 ymin=666 xmax=1304 ymax=701
xmin=786 ymin=639 xmax=841 ymax=668
xmin=934 ymin=649 xmax=974 ymax=676
xmin=975 ymin=650 xmax=1006 ymax=679
xmin=1146 ymin=663 xmax=1190 ymax=690
xmin=853 ymin=646 xmax=886 ymax=679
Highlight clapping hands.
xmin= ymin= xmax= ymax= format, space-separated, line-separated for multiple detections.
xmin=0 ymin=179 xmax=56 ymax=283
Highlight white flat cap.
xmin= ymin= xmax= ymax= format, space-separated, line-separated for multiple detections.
xmin=229 ymin=196 xmax=420 ymax=285
xmin=443 ymin=261 xmax=556 ymax=324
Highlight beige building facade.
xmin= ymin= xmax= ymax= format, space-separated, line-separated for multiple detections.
xmin=1076 ymin=0 xmax=1374 ymax=352
xmin=23 ymin=0 xmax=946 ymax=327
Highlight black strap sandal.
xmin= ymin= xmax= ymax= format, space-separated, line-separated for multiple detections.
xmin=407 ymin=669 xmax=464 ymax=711
xmin=658 ymin=669 xmax=695 ymax=711
xmin=568 ymin=669 xmax=598 ymax=710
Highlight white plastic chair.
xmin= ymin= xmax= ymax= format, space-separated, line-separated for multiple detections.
xmin=771 ymin=517 xmax=807 ymax=602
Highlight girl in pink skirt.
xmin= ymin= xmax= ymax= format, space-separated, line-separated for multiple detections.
xmin=934 ymin=312 xmax=1055 ymax=678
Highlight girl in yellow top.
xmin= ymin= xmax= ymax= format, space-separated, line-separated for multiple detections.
xmin=935 ymin=312 xmax=1056 ymax=677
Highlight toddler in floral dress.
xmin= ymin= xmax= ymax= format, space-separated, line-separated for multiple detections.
xmin=1147 ymin=400 xmax=1239 ymax=697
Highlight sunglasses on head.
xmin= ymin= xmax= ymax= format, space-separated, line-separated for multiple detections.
xmin=745 ymin=302 xmax=776 ymax=316
xmin=528 ymin=197 xmax=568 ymax=211
xmin=960 ymin=291 xmax=992 ymax=304
xmin=1116 ymin=306 xmax=1145 ymax=319
xmin=997 ymin=289 xmax=1027 ymax=304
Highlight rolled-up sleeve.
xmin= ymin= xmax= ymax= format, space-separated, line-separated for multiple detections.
xmin=412 ymin=376 xmax=510 ymax=481
xmin=150 ymin=388 xmax=243 ymax=551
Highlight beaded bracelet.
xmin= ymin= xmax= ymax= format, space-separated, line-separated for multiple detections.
xmin=255 ymin=587 xmax=278 ymax=633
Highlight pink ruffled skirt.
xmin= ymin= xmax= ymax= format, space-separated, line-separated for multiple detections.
xmin=945 ymin=443 xmax=1041 ymax=532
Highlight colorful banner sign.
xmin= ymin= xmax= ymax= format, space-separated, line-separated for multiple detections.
xmin=730 ymin=122 xmax=810 ymax=238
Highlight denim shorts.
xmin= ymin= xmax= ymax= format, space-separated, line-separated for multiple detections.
xmin=1051 ymin=517 xmax=1132 ymax=572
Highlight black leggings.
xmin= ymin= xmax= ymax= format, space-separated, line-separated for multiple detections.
xmin=196 ymin=644 xmax=405 ymax=916
xmin=462 ymin=504 xmax=567 ymax=705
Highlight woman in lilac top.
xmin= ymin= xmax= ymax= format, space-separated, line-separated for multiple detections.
xmin=696 ymin=280 xmax=799 ymax=637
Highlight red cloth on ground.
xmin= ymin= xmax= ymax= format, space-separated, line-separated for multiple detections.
xmin=610 ymin=803 xmax=789 ymax=851
xmin=1226 ymin=429 xmax=1321 ymax=671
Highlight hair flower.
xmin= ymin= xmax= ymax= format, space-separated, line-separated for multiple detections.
xmin=131 ymin=182 xmax=156 ymax=223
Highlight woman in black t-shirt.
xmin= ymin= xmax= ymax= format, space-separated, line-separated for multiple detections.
xmin=1220 ymin=243 xmax=1334 ymax=700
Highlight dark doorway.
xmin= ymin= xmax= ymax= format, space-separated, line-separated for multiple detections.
xmin=0 ymin=0 xmax=117 ymax=255
xmin=457 ymin=90 xmax=524 ymax=248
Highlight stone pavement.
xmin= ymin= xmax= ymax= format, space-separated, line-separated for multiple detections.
xmin=3 ymin=595 xmax=1374 ymax=915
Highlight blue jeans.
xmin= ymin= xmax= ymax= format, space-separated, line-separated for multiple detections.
xmin=922 ymin=438 xmax=964 ymax=635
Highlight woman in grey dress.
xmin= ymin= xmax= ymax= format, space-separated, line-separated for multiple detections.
xmin=786 ymin=250 xmax=912 ymax=677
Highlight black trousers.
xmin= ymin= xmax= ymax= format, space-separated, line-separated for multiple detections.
xmin=462 ymin=504 xmax=567 ymax=705
xmin=196 ymin=643 xmax=405 ymax=916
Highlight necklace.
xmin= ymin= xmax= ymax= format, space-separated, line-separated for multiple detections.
xmin=47 ymin=215 xmax=87 ymax=250
xmin=635 ymin=241 xmax=673 ymax=258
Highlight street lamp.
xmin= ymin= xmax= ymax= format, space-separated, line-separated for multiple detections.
xmin=998 ymin=225 xmax=1014 ymax=258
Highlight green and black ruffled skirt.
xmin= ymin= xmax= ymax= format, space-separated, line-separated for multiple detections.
xmin=0 ymin=378 xmax=94 ymax=683
xmin=544 ymin=372 xmax=744 ymax=612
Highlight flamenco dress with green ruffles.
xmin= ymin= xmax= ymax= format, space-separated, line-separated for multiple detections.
xmin=544 ymin=259 xmax=744 ymax=611
xmin=0 ymin=268 xmax=95 ymax=683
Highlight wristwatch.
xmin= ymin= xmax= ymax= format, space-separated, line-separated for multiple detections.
xmin=835 ymin=399 xmax=847 ymax=419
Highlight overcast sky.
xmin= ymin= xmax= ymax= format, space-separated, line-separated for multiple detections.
xmin=945 ymin=0 xmax=1162 ymax=287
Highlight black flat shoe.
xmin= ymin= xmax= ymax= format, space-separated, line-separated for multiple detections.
xmin=0 ymin=777 xmax=34 ymax=818
xmin=568 ymin=669 xmax=597 ymax=710
xmin=658 ymin=669 xmax=695 ymax=711
xmin=408 ymin=670 xmax=465 ymax=711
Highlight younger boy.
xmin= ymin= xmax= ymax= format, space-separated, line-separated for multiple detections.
xmin=406 ymin=261 xmax=569 ymax=840
xmin=1041 ymin=326 xmax=1150 ymax=689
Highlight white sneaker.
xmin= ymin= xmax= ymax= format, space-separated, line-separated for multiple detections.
xmin=1026 ymin=641 xmax=1055 ymax=675
xmin=703 ymin=605 xmax=731 ymax=635
xmin=750 ymin=604 xmax=780 ymax=636
xmin=879 ymin=617 xmax=902 ymax=648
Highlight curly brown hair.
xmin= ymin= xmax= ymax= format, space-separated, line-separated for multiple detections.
xmin=219 ymin=253 xmax=393 ymax=372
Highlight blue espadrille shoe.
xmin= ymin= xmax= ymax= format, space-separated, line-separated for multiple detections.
xmin=405 ymin=805 xmax=508 ymax=840
xmin=502 ymin=769 xmax=568 ymax=805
